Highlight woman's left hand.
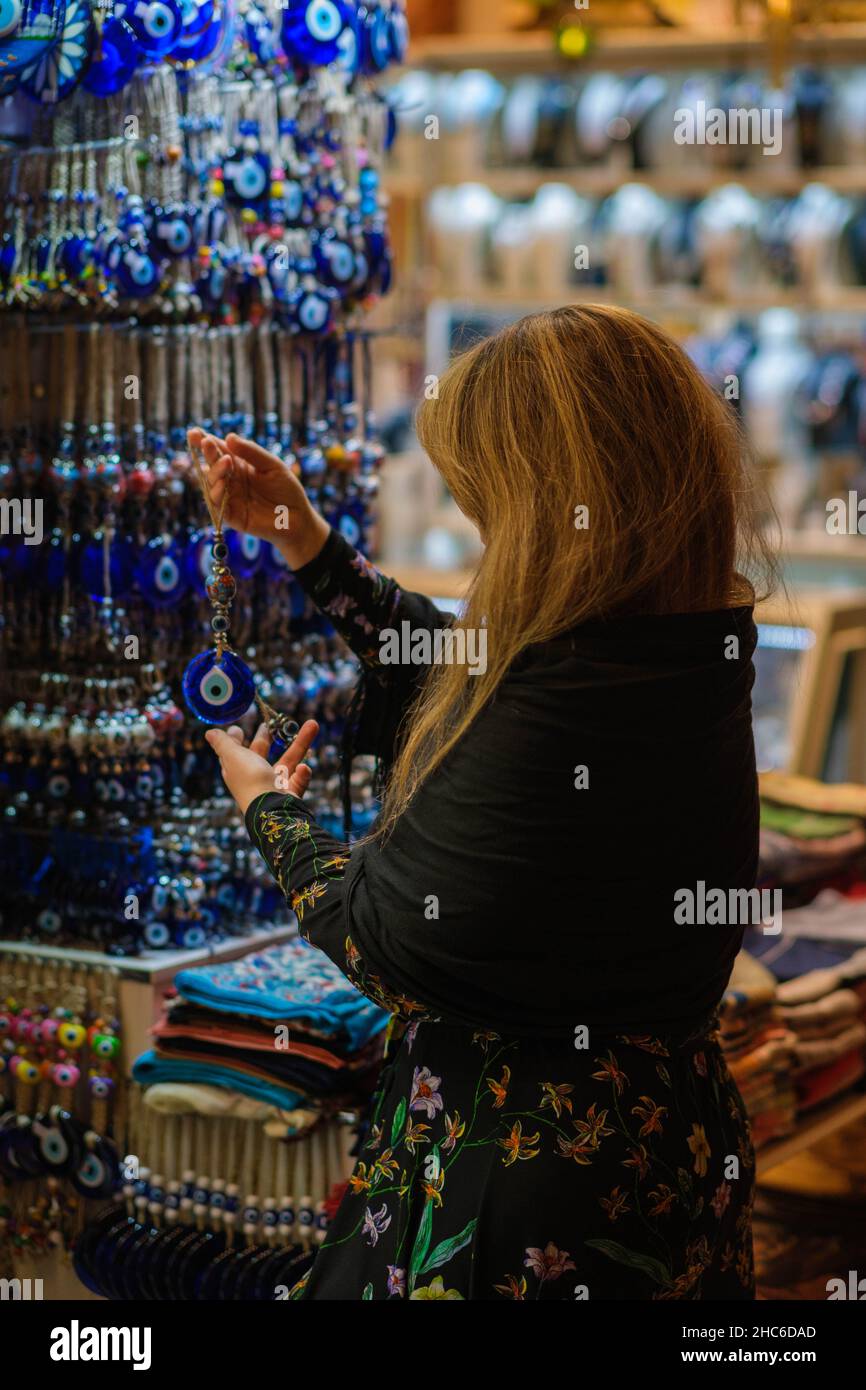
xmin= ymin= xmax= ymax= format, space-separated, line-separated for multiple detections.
xmin=205 ymin=719 xmax=319 ymax=816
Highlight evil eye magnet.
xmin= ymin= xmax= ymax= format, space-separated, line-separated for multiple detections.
xmin=115 ymin=0 xmax=183 ymax=58
xmin=181 ymin=647 xmax=257 ymax=725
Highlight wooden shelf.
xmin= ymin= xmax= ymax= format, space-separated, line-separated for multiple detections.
xmin=0 ymin=923 xmax=295 ymax=982
xmin=409 ymin=23 xmax=866 ymax=74
xmin=388 ymin=165 xmax=866 ymax=201
xmin=423 ymin=287 xmax=866 ymax=317
xmin=756 ymin=1091 xmax=866 ymax=1175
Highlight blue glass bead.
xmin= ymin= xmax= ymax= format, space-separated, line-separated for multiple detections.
xmin=182 ymin=648 xmax=257 ymax=725
xmin=114 ymin=0 xmax=182 ymax=59
xmin=135 ymin=536 xmax=189 ymax=608
xmin=281 ymin=0 xmax=352 ymax=67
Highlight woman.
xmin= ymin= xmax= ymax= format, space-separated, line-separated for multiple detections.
xmin=191 ymin=305 xmax=771 ymax=1301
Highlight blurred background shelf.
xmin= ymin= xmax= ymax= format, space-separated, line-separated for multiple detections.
xmin=409 ymin=23 xmax=866 ymax=74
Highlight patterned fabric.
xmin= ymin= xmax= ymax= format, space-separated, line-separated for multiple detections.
xmin=239 ymin=529 xmax=762 ymax=1299
xmin=287 ymin=1021 xmax=755 ymax=1301
xmin=173 ymin=937 xmax=389 ymax=1050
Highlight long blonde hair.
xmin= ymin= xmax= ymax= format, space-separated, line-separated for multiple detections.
xmin=375 ymin=304 xmax=776 ymax=839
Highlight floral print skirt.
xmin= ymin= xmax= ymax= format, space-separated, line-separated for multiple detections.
xmin=291 ymin=1018 xmax=756 ymax=1301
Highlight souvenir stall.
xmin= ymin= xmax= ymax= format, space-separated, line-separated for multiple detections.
xmin=0 ymin=0 xmax=407 ymax=1298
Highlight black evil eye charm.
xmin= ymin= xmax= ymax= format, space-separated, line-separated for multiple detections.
xmin=154 ymin=203 xmax=194 ymax=257
xmin=182 ymin=648 xmax=257 ymax=725
xmin=281 ymin=0 xmax=350 ymax=67
xmin=112 ymin=241 xmax=163 ymax=298
xmin=135 ymin=536 xmax=189 ymax=607
xmin=224 ymin=151 xmax=270 ymax=206
xmin=72 ymin=1133 xmax=119 ymax=1198
xmin=314 ymin=233 xmax=356 ymax=289
xmin=296 ymin=287 xmax=334 ymax=334
xmin=115 ymin=0 xmax=182 ymax=58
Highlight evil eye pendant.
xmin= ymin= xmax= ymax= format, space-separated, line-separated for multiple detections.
xmin=115 ymin=0 xmax=183 ymax=58
xmin=153 ymin=202 xmax=195 ymax=258
xmin=72 ymin=1132 xmax=119 ymax=1198
xmin=182 ymin=648 xmax=257 ymax=725
xmin=135 ymin=536 xmax=189 ymax=607
xmin=296 ymin=285 xmax=336 ymax=335
xmin=281 ymin=0 xmax=351 ymax=68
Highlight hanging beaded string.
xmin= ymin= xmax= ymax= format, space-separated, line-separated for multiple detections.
xmin=189 ymin=443 xmax=235 ymax=664
xmin=189 ymin=443 xmax=298 ymax=748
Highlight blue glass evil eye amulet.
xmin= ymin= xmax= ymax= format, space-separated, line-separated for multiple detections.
xmin=182 ymin=648 xmax=256 ymax=725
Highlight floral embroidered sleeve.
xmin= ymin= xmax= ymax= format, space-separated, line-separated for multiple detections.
xmin=293 ymin=528 xmax=454 ymax=768
xmin=246 ymin=791 xmax=438 ymax=1023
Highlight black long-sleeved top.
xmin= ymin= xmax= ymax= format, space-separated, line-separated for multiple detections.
xmin=246 ymin=528 xmax=759 ymax=1039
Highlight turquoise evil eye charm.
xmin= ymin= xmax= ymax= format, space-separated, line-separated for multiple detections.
xmin=182 ymin=648 xmax=257 ymax=725
xmin=135 ymin=536 xmax=189 ymax=607
xmin=281 ymin=0 xmax=351 ymax=67
xmin=115 ymin=0 xmax=182 ymax=58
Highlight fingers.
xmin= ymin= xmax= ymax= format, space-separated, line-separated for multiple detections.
xmin=249 ymin=722 xmax=271 ymax=759
xmin=225 ymin=433 xmax=283 ymax=475
xmin=274 ymin=719 xmax=319 ymax=777
xmin=287 ymin=764 xmax=312 ymax=798
xmin=204 ymin=726 xmax=246 ymax=769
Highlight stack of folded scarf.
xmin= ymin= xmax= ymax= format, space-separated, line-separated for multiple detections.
xmin=133 ymin=937 xmax=389 ymax=1117
xmin=719 ymin=951 xmax=797 ymax=1148
xmin=758 ymin=771 xmax=866 ymax=902
xmin=773 ymin=946 xmax=866 ymax=1114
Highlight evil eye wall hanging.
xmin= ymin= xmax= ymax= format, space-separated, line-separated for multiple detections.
xmin=152 ymin=202 xmax=196 ymax=258
xmin=21 ymin=0 xmax=94 ymax=105
xmin=0 ymin=0 xmax=64 ymax=91
xmin=114 ymin=0 xmax=183 ymax=59
xmin=281 ymin=0 xmax=352 ymax=68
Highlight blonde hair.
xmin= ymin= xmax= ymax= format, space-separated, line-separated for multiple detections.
xmin=375 ymin=304 xmax=776 ymax=839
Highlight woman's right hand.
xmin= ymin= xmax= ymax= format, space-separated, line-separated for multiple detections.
xmin=186 ymin=429 xmax=331 ymax=571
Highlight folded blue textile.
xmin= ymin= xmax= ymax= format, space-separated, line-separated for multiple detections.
xmin=173 ymin=936 xmax=388 ymax=1051
xmin=132 ymin=1050 xmax=305 ymax=1111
